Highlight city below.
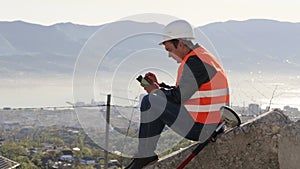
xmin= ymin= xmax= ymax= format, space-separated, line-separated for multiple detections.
xmin=0 ymin=101 xmax=299 ymax=168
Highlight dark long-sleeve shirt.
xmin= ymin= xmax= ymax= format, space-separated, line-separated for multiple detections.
xmin=159 ymin=46 xmax=217 ymax=104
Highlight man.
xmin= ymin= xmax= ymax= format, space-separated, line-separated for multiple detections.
xmin=126 ymin=20 xmax=229 ymax=169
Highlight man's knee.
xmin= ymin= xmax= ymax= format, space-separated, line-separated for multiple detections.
xmin=140 ymin=94 xmax=151 ymax=112
xmin=140 ymin=94 xmax=168 ymax=112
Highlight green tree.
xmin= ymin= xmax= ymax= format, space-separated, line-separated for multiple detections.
xmin=47 ymin=137 xmax=64 ymax=147
xmin=0 ymin=142 xmax=27 ymax=159
xmin=16 ymin=156 xmax=38 ymax=169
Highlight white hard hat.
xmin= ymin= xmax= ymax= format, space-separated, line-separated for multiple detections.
xmin=159 ymin=20 xmax=195 ymax=45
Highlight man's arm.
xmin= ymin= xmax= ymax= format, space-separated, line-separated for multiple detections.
xmin=159 ymin=56 xmax=217 ymax=104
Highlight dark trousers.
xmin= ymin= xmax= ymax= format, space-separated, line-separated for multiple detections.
xmin=137 ymin=94 xmax=218 ymax=157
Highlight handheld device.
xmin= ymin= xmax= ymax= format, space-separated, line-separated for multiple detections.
xmin=136 ymin=75 xmax=151 ymax=85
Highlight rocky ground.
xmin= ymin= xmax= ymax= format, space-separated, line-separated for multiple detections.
xmin=147 ymin=110 xmax=300 ymax=169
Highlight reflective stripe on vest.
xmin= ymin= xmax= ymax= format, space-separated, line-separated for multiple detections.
xmin=190 ymin=88 xmax=229 ymax=99
xmin=185 ymin=103 xmax=227 ymax=112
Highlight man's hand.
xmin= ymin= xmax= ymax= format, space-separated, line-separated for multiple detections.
xmin=143 ymin=72 xmax=159 ymax=93
xmin=145 ymin=72 xmax=158 ymax=84
xmin=142 ymin=83 xmax=159 ymax=93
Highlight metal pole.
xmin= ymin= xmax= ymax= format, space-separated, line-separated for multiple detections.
xmin=104 ymin=94 xmax=111 ymax=169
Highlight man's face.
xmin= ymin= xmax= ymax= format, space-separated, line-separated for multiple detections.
xmin=163 ymin=41 xmax=183 ymax=63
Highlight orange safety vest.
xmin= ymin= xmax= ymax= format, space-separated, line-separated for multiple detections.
xmin=176 ymin=46 xmax=230 ymax=124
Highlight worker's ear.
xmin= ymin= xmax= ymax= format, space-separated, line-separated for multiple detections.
xmin=178 ymin=40 xmax=185 ymax=48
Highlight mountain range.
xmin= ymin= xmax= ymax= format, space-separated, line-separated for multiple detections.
xmin=0 ymin=19 xmax=299 ymax=77
xmin=201 ymin=19 xmax=300 ymax=73
xmin=1 ymin=19 xmax=300 ymax=108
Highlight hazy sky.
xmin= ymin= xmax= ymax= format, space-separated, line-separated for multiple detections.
xmin=1 ymin=0 xmax=300 ymax=26
xmin=1 ymin=0 xmax=300 ymax=109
